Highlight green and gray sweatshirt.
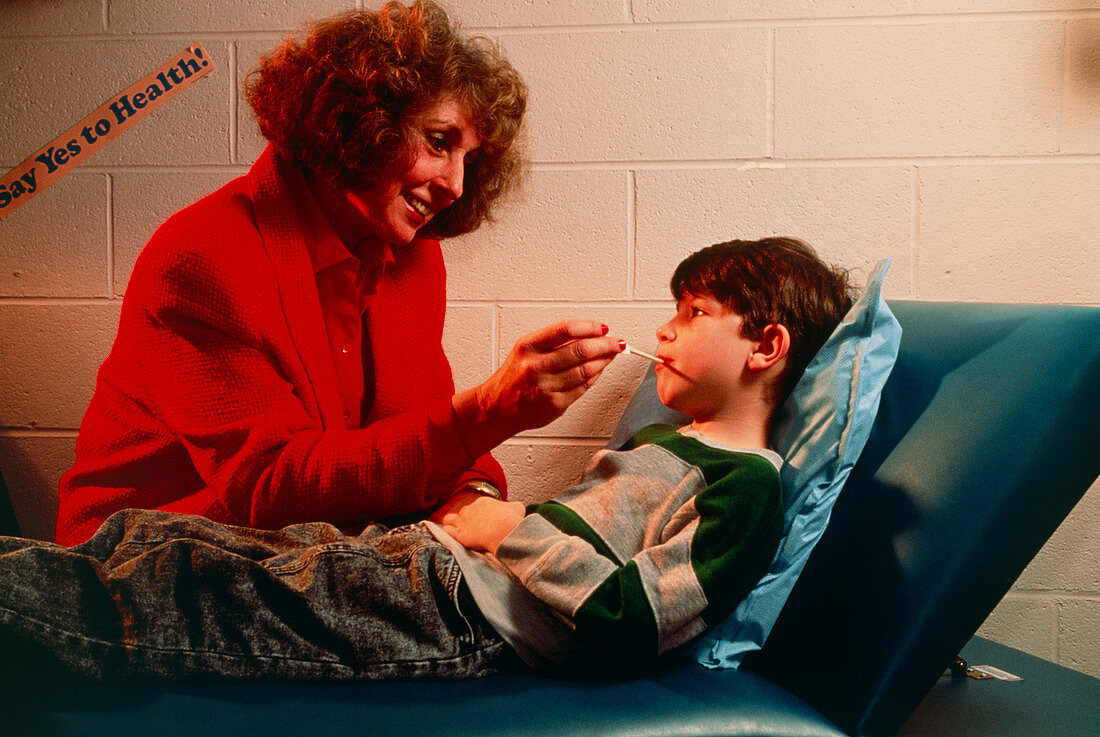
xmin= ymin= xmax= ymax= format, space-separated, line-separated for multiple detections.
xmin=427 ymin=424 xmax=783 ymax=669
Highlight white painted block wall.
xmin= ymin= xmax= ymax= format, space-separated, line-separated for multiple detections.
xmin=1 ymin=0 xmax=1098 ymax=676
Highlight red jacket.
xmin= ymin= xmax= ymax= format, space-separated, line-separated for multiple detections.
xmin=56 ymin=147 xmax=505 ymax=546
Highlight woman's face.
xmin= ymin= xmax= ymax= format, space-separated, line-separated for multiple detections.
xmin=346 ymin=97 xmax=481 ymax=246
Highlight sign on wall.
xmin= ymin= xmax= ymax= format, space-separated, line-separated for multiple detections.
xmin=0 ymin=44 xmax=215 ymax=220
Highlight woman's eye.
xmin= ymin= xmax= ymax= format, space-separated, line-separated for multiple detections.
xmin=427 ymin=133 xmax=448 ymax=152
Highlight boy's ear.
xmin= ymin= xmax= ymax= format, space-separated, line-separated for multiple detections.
xmin=747 ymin=323 xmax=790 ymax=371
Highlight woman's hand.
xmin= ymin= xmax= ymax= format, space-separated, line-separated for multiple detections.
xmin=430 ymin=491 xmax=526 ymax=554
xmin=451 ymin=320 xmax=624 ymax=457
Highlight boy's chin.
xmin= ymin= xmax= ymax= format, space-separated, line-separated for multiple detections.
xmin=660 ymin=392 xmax=708 ymax=421
xmin=657 ymin=393 xmax=686 ymax=415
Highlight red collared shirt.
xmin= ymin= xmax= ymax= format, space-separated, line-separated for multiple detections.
xmin=288 ymin=174 xmax=394 ymax=430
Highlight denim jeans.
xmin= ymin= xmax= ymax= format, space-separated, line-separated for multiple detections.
xmin=0 ymin=510 xmax=514 ymax=681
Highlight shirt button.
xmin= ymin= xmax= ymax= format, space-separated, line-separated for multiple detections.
xmin=344 ymin=407 xmax=352 ymax=421
xmin=341 ymin=343 xmax=351 ymax=354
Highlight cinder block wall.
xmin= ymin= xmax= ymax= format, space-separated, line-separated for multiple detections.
xmin=1 ymin=0 xmax=1098 ymax=676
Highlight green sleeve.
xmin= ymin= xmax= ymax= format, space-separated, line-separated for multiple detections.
xmin=573 ymin=562 xmax=658 ymax=662
xmin=525 ymin=501 xmax=660 ymax=660
xmin=690 ymin=459 xmax=784 ymax=628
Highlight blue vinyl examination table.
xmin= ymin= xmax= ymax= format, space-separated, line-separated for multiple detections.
xmin=3 ymin=300 xmax=1099 ymax=737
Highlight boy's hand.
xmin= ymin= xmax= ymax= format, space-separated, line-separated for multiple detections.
xmin=430 ymin=492 xmax=525 ymax=555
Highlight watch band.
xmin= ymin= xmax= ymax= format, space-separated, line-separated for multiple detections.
xmin=463 ymin=480 xmax=502 ymax=500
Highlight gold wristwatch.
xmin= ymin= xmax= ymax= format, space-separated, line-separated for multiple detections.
xmin=463 ymin=480 xmax=502 ymax=500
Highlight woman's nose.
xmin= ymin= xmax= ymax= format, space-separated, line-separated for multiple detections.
xmin=436 ymin=157 xmax=464 ymax=201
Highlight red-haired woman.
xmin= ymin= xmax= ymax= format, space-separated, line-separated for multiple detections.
xmin=56 ymin=1 xmax=622 ymax=546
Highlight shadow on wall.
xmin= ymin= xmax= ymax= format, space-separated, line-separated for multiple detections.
xmin=0 ymin=437 xmax=72 ymax=542
xmin=1071 ymin=26 xmax=1100 ymax=91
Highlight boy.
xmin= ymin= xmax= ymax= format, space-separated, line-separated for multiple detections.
xmin=0 ymin=237 xmax=853 ymax=681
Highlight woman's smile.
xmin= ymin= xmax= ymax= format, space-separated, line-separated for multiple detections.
xmin=350 ymin=97 xmax=480 ymax=246
xmin=403 ymin=192 xmax=433 ymax=218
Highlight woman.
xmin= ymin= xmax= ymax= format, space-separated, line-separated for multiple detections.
xmin=56 ymin=1 xmax=622 ymax=546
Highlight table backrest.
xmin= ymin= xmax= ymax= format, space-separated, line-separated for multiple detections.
xmin=744 ymin=301 xmax=1100 ymax=737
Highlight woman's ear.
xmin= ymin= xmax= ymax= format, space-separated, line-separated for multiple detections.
xmin=747 ymin=324 xmax=790 ymax=372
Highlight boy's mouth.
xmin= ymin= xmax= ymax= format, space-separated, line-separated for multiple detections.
xmin=655 ymin=359 xmax=690 ymax=378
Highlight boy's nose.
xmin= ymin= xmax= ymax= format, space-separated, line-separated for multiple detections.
xmin=656 ymin=321 xmax=674 ymax=342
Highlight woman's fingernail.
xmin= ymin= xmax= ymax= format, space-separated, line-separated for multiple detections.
xmin=601 ymin=324 xmax=609 ymax=335
xmin=618 ymin=340 xmax=627 ymax=351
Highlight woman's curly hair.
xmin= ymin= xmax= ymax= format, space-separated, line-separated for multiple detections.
xmin=245 ymin=1 xmax=527 ymax=239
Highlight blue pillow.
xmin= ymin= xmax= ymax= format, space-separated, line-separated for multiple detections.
xmin=606 ymin=259 xmax=901 ymax=668
xmin=693 ymin=258 xmax=901 ymax=668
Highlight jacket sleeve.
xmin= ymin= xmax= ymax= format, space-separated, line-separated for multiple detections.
xmin=493 ymin=456 xmax=781 ymax=661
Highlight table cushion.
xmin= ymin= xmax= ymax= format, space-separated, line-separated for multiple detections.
xmin=4 ymin=660 xmax=846 ymax=737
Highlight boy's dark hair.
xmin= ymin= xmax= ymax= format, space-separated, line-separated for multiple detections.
xmin=670 ymin=237 xmax=855 ymax=401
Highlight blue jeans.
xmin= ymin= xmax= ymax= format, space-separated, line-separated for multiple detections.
xmin=0 ymin=510 xmax=514 ymax=680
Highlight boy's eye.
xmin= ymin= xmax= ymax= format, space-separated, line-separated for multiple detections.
xmin=691 ymin=307 xmax=706 ymax=318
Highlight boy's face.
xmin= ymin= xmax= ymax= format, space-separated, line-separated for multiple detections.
xmin=654 ymin=292 xmax=758 ymax=421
